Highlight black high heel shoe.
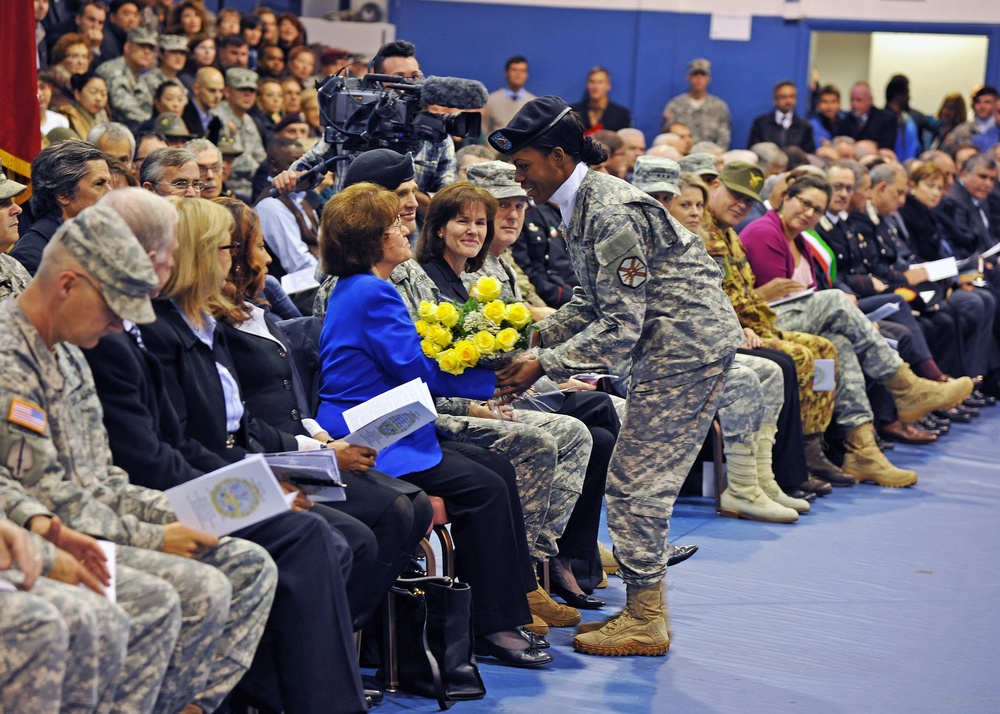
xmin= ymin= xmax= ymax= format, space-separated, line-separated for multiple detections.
xmin=549 ymin=580 xmax=606 ymax=610
xmin=474 ymin=637 xmax=554 ymax=667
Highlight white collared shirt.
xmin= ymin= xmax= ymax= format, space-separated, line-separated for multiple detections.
xmin=550 ymin=162 xmax=590 ymax=231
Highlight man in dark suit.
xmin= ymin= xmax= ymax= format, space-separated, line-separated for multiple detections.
xmin=936 ymin=154 xmax=998 ymax=259
xmin=570 ymin=66 xmax=632 ymax=133
xmin=748 ymin=80 xmax=816 ymax=153
xmin=181 ymin=66 xmax=224 ymax=143
xmin=842 ymin=81 xmax=898 ymax=150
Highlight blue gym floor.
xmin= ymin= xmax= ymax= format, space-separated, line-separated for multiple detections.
xmin=373 ymin=409 xmax=1000 ymax=713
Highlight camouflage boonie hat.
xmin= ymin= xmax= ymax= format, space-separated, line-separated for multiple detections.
xmin=226 ymin=68 xmax=259 ymax=90
xmin=678 ymin=152 xmax=719 ymax=179
xmin=466 ymin=161 xmax=526 ymax=200
xmin=159 ymin=34 xmax=189 ymax=53
xmin=154 ymin=113 xmax=194 ymax=140
xmin=632 ymin=155 xmax=681 ymax=196
xmin=56 ymin=206 xmax=157 ymax=324
xmin=126 ymin=27 xmax=158 ymax=47
xmin=719 ymin=161 xmax=765 ymax=202
xmin=0 ymin=168 xmax=28 ymax=201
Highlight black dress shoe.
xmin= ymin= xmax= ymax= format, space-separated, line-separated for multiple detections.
xmin=667 ymin=544 xmax=699 ymax=566
xmin=923 ymin=413 xmax=950 ymax=432
xmin=474 ymin=638 xmax=554 ymax=667
xmin=936 ymin=407 xmax=972 ymax=423
xmin=801 ymin=475 xmax=834 ymax=496
xmin=972 ymin=389 xmax=996 ymax=406
xmin=790 ymin=489 xmax=817 ymax=502
xmin=517 ymin=626 xmax=550 ymax=649
xmin=958 ymin=404 xmax=980 ymax=418
xmin=550 ymin=581 xmax=606 ymax=609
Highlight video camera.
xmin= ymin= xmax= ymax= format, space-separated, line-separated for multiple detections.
xmin=317 ymin=72 xmax=489 ymax=155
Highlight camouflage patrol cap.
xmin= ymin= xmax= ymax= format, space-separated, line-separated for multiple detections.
xmin=466 ymin=160 xmax=526 ymax=200
xmin=226 ymin=68 xmax=259 ymax=90
xmin=678 ymin=152 xmax=719 ymax=179
xmin=154 ymin=113 xmax=194 ymax=140
xmin=489 ymin=95 xmax=572 ymax=155
xmin=56 ymin=206 xmax=157 ymax=324
xmin=719 ymin=161 xmax=765 ymax=202
xmin=126 ymin=27 xmax=158 ymax=47
xmin=217 ymin=128 xmax=244 ymax=157
xmin=688 ymin=58 xmax=711 ymax=76
xmin=632 ymin=155 xmax=680 ymax=196
xmin=159 ymin=34 xmax=189 ymax=53
xmin=0 ymin=168 xmax=28 ymax=202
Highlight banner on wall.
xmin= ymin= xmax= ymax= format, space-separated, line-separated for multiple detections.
xmin=0 ymin=0 xmax=41 ymax=197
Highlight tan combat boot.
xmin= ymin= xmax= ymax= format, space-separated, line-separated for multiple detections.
xmin=718 ymin=438 xmax=799 ymax=523
xmin=574 ymin=581 xmax=671 ymax=656
xmin=598 ymin=541 xmax=619 ymax=576
xmin=881 ymin=364 xmax=973 ymax=423
xmin=841 ymin=422 xmax=917 ymax=487
xmin=527 ymin=583 xmax=581 ymax=627
xmin=756 ymin=425 xmax=810 ymax=514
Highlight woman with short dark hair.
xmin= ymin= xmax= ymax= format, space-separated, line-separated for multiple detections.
xmin=316 ymin=182 xmax=553 ymax=668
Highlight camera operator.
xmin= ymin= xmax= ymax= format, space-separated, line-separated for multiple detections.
xmin=271 ymin=40 xmax=457 ymax=215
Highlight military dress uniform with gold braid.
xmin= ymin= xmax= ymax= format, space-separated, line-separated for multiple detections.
xmin=702 ymin=210 xmax=838 ymax=435
xmin=533 ymin=168 xmax=744 ymax=587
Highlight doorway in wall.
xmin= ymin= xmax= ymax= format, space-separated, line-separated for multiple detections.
xmin=810 ymin=31 xmax=989 ymax=119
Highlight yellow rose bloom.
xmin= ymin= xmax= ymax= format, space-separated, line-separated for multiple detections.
xmin=435 ymin=301 xmax=460 ymax=328
xmin=472 ymin=275 xmax=502 ymax=302
xmin=421 ymin=339 xmax=441 ymax=358
xmin=505 ymin=302 xmax=532 ymax=329
xmin=424 ymin=323 xmax=452 ymax=347
xmin=418 ymin=300 xmax=438 ymax=322
xmin=482 ymin=299 xmax=508 ymax=324
xmin=495 ymin=327 xmax=520 ymax=351
xmin=453 ymin=339 xmax=480 ymax=366
xmin=437 ymin=349 xmax=465 ymax=375
xmin=473 ymin=330 xmax=496 ymax=355
xmin=414 ymin=319 xmax=430 ymax=337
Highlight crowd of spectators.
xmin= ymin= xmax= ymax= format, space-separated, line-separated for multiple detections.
xmin=3 ymin=1 xmax=1000 ymax=712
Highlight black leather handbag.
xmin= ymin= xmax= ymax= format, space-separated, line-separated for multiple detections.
xmin=388 ymin=575 xmax=486 ymax=710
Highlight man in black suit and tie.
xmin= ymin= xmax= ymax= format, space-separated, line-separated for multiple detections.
xmin=937 ymin=155 xmax=999 ymax=259
xmin=747 ymin=81 xmax=816 ymax=154
xmin=842 ymin=81 xmax=898 ymax=151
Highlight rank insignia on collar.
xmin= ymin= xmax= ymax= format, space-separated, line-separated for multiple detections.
xmin=617 ymin=256 xmax=647 ymax=288
xmin=819 ymin=215 xmax=833 ymax=232
xmin=866 ymin=202 xmax=880 ymax=225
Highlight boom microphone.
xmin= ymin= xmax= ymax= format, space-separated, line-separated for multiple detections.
xmin=420 ymin=76 xmax=489 ymax=110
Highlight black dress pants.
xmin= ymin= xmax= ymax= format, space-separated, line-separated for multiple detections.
xmin=400 ymin=441 xmax=534 ymax=637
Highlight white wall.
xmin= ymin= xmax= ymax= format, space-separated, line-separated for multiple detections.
xmin=869 ymin=32 xmax=990 ymax=117
xmin=421 ymin=0 xmax=1000 ymax=25
xmin=813 ymin=32 xmax=871 ymax=110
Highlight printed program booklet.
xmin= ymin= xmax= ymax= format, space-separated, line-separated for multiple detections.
xmin=264 ymin=450 xmax=346 ymax=502
xmin=165 ymin=454 xmax=291 ymax=536
xmin=342 ymin=378 xmax=437 ymax=451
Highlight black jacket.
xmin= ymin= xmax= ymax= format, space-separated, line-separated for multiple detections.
xmin=897 ymin=193 xmax=952 ymax=262
xmin=936 ymin=182 xmax=995 ymax=259
xmin=569 ymin=100 xmax=632 ymax=132
xmin=83 ymin=331 xmax=227 ymax=492
xmin=181 ymin=99 xmax=222 ymax=143
xmin=510 ymin=202 xmax=579 ymax=307
xmin=10 ymin=214 xmax=62 ymax=276
xmin=747 ymin=111 xmax=816 ymax=153
xmin=139 ymin=299 xmax=297 ymax=462
xmin=841 ymin=107 xmax=898 ymax=150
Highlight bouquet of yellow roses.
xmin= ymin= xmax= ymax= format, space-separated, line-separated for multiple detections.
xmin=414 ymin=275 xmax=534 ymax=375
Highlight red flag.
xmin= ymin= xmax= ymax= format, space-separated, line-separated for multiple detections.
xmin=0 ymin=0 xmax=41 ymax=193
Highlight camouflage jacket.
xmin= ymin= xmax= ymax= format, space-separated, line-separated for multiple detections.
xmin=96 ymin=56 xmax=154 ymax=130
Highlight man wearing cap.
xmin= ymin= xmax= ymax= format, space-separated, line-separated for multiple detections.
xmin=704 ymin=161 xmax=970 ymax=487
xmin=0 ymin=170 xmax=32 ymax=299
xmin=0 ymin=205 xmax=278 ymax=714
xmin=273 ymin=112 xmax=311 ymax=142
xmin=214 ymin=68 xmax=266 ymax=203
xmin=662 ymin=59 xmax=732 ymax=150
xmin=153 ymin=112 xmax=197 ymax=146
xmin=217 ymin=126 xmax=244 ymax=197
xmin=679 ymin=151 xmax=721 ymax=181
xmin=490 ymin=96 xmax=744 ymax=656
xmin=141 ymin=34 xmax=191 ymax=97
xmin=96 ymin=26 xmax=157 ymax=131
xmin=631 ymin=154 xmax=680 ymax=210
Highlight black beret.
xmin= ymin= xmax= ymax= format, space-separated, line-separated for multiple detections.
xmin=343 ymin=149 xmax=415 ymax=190
xmin=488 ymin=95 xmax=572 ymax=155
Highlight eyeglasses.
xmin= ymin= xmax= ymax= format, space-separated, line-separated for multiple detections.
xmin=390 ymin=71 xmax=424 ymax=81
xmin=830 ymin=183 xmax=854 ymax=193
xmin=218 ymin=242 xmax=243 ymax=252
xmin=725 ymin=187 xmax=754 ymax=207
xmin=198 ymin=163 xmax=223 ymax=176
xmin=384 ymin=216 xmax=404 ymax=236
xmin=793 ymin=195 xmax=826 ymax=215
xmin=157 ymin=180 xmax=205 ymax=192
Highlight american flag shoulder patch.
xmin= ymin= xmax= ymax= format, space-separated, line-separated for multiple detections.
xmin=8 ymin=399 xmax=47 ymax=434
